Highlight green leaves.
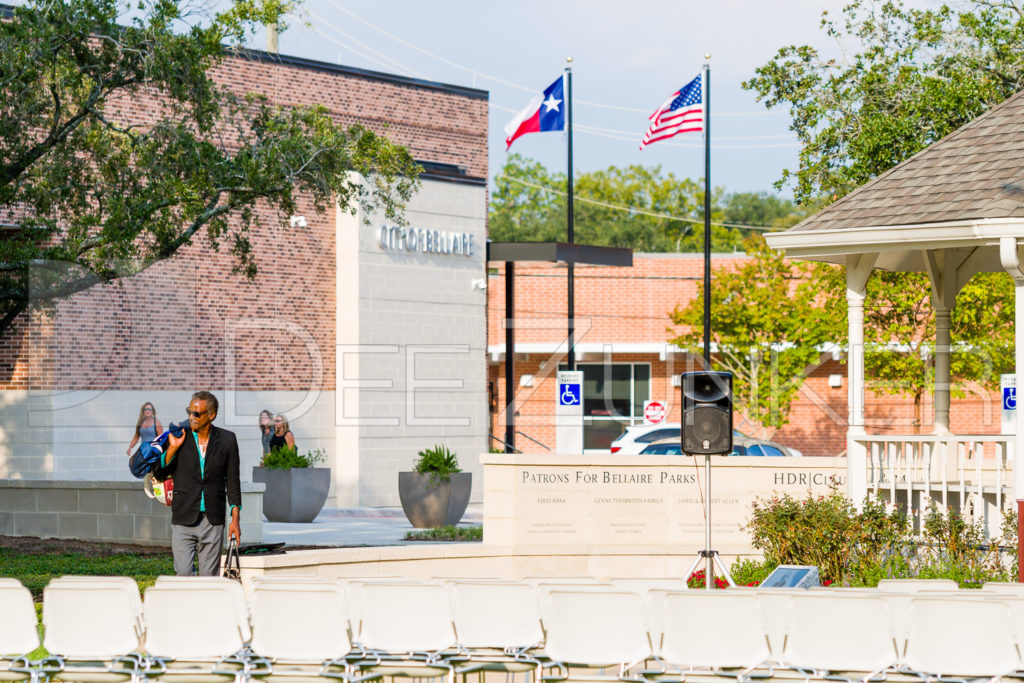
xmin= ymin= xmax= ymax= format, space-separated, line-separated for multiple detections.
xmin=0 ymin=0 xmax=420 ymax=339
xmin=413 ymin=444 xmax=460 ymax=486
xmin=669 ymin=236 xmax=845 ymax=430
xmin=745 ymin=0 xmax=1024 ymax=203
xmin=260 ymin=445 xmax=326 ymax=469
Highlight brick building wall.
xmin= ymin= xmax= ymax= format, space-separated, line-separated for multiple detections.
xmin=0 ymin=50 xmax=490 ymax=501
xmin=0 ymin=50 xmax=489 ymax=395
xmin=486 ymin=254 xmax=1004 ymax=457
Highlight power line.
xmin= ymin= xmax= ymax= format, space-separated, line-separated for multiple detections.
xmin=307 ymin=10 xmax=428 ymax=78
xmin=320 ymin=1 xmax=786 ymax=118
xmin=496 ymin=175 xmax=776 ymax=231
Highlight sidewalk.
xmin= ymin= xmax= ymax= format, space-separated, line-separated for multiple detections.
xmin=259 ymin=503 xmax=483 ymax=547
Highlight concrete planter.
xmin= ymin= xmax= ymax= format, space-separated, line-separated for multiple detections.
xmin=398 ymin=472 xmax=472 ymax=528
xmin=252 ymin=467 xmax=330 ymax=523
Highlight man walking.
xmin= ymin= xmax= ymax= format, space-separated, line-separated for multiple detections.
xmin=153 ymin=390 xmax=241 ymax=576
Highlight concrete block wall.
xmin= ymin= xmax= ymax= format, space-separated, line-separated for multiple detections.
xmin=0 ymin=480 xmax=264 ymax=545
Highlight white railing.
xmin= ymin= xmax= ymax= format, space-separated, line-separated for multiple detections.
xmin=854 ymin=434 xmax=1014 ymax=539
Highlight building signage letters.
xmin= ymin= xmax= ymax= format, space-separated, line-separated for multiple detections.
xmin=378 ymin=225 xmax=474 ymax=257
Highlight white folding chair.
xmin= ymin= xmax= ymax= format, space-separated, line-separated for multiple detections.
xmin=982 ymin=582 xmax=1024 ymax=597
xmin=540 ymin=589 xmax=652 ymax=682
xmin=48 ymin=576 xmax=144 ymax=638
xmin=248 ymin=583 xmax=355 ymax=681
xmin=42 ymin=582 xmax=144 ymax=682
xmin=0 ymin=581 xmax=40 ymax=683
xmin=143 ymin=584 xmax=249 ymax=682
xmin=448 ymin=581 xmax=545 ymax=673
xmin=154 ymin=576 xmax=252 ymax=642
xmin=656 ymin=592 xmax=771 ymax=680
xmin=782 ymin=594 xmax=899 ymax=680
xmin=356 ymin=582 xmax=461 ymax=681
xmin=876 ymin=578 xmax=959 ymax=592
xmin=903 ymin=596 xmax=1021 ymax=678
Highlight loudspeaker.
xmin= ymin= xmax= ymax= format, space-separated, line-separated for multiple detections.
xmin=680 ymin=371 xmax=733 ymax=455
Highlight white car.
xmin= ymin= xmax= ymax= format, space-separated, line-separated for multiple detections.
xmin=610 ymin=422 xmax=803 ymax=457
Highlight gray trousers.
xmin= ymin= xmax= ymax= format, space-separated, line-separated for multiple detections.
xmin=171 ymin=514 xmax=224 ymax=576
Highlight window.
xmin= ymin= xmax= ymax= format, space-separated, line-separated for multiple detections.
xmin=636 ymin=428 xmax=680 ymax=443
xmin=561 ymin=363 xmax=651 ymax=451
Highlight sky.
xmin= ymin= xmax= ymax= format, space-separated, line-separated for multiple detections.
xmin=261 ymin=0 xmax=871 ymax=200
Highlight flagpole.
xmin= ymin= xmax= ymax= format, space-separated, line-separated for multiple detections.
xmin=702 ymin=57 xmax=711 ymax=369
xmin=566 ymin=58 xmax=575 ymax=371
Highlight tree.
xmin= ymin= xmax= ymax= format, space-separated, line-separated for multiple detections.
xmin=0 ymin=0 xmax=420 ymax=339
xmin=864 ymin=271 xmax=1014 ymax=432
xmin=489 ymin=154 xmax=750 ymax=252
xmin=721 ymin=191 xmax=797 ymax=230
xmin=744 ymin=0 xmax=1024 ymax=204
xmin=669 ymin=236 xmax=845 ymax=432
xmin=745 ymin=0 xmax=1019 ymax=424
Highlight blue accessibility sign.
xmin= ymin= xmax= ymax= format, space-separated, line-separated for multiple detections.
xmin=559 ymin=383 xmax=582 ymax=406
xmin=1005 ymin=386 xmax=1017 ymax=411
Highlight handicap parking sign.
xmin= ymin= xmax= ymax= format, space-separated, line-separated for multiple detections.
xmin=559 ymin=382 xmax=581 ymax=406
xmin=1005 ymin=386 xmax=1017 ymax=411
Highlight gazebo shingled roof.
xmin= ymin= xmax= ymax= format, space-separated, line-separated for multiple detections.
xmin=791 ymin=88 xmax=1024 ymax=234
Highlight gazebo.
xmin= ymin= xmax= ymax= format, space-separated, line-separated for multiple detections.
xmin=765 ymin=89 xmax=1024 ymax=538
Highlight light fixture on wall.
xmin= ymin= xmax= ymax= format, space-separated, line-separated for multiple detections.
xmin=829 ymin=374 xmax=843 ymax=388
xmin=290 ymin=215 xmax=307 ymax=228
xmin=472 ymin=278 xmax=487 ymax=291
xmin=520 ymin=374 xmax=535 ymax=387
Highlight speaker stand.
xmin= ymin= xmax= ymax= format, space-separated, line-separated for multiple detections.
xmin=685 ymin=453 xmax=736 ymax=590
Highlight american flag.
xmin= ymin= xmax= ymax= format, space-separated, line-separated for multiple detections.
xmin=639 ymin=74 xmax=703 ymax=149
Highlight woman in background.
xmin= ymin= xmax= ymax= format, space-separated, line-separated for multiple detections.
xmin=258 ymin=409 xmax=274 ymax=456
xmin=269 ymin=414 xmax=295 ymax=452
xmin=127 ymin=402 xmax=163 ymax=456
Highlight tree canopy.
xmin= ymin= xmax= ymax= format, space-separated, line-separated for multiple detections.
xmin=744 ymin=0 xmax=1024 ymax=204
xmin=489 ymin=154 xmax=794 ymax=252
xmin=740 ymin=0 xmax=1019 ymax=427
xmin=0 ymin=0 xmax=420 ymax=339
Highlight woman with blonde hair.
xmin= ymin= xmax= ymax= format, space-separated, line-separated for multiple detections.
xmin=127 ymin=402 xmax=163 ymax=456
xmin=269 ymin=414 xmax=295 ymax=452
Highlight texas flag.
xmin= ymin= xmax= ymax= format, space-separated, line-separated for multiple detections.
xmin=504 ymin=76 xmax=566 ymax=150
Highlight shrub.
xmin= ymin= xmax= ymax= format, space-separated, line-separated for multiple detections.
xmin=746 ymin=489 xmax=1016 ymax=587
xmin=413 ymin=444 xmax=460 ymax=486
xmin=746 ymin=490 xmax=908 ymax=584
xmin=261 ymin=446 xmax=326 ymax=469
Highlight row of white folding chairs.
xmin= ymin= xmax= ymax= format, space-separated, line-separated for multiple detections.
xmin=6 ymin=575 xmax=1024 ymax=682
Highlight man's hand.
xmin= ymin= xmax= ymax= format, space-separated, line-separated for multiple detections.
xmin=163 ymin=430 xmax=185 ymax=464
xmin=229 ymin=507 xmax=241 ymax=543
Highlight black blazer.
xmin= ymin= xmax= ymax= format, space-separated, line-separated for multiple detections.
xmin=153 ymin=425 xmax=241 ymax=527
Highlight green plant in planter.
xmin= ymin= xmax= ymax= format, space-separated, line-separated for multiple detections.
xmin=261 ymin=446 xmax=326 ymax=469
xmin=414 ymin=444 xmax=460 ymax=486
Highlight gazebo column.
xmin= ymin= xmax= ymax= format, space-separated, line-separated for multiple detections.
xmin=846 ymin=254 xmax=876 ymax=509
xmin=933 ymin=306 xmax=951 ymax=433
xmin=1000 ymin=237 xmax=1024 ymax=581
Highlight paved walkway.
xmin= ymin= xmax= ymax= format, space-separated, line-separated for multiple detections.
xmin=259 ymin=504 xmax=483 ymax=547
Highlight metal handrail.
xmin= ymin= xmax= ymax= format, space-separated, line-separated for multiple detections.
xmin=515 ymin=430 xmax=552 ymax=452
xmin=488 ymin=433 xmax=522 ymax=454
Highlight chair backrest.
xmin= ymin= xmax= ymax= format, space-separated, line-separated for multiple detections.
xmin=154 ymin=576 xmax=251 ymax=640
xmin=658 ymin=592 xmax=770 ymax=669
xmin=342 ymin=579 xmax=423 ymax=640
xmin=0 ymin=582 xmax=39 ymax=657
xmin=249 ymin=584 xmax=352 ymax=662
xmin=876 ymin=578 xmax=958 ymax=592
xmin=904 ymin=597 xmax=1020 ymax=676
xmin=49 ymin=576 xmax=143 ymax=625
xmin=542 ymin=590 xmax=651 ymax=667
xmin=143 ymin=585 xmax=246 ymax=659
xmin=609 ymin=578 xmax=688 ymax=593
xmin=784 ymin=594 xmax=898 ymax=673
xmin=43 ymin=583 xmax=141 ymax=658
xmin=358 ymin=583 xmax=457 ymax=653
xmin=449 ymin=581 xmax=544 ymax=650
xmin=982 ymin=582 xmax=1024 ymax=597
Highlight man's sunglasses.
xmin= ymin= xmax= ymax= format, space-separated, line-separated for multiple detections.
xmin=186 ymin=409 xmax=208 ymax=418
